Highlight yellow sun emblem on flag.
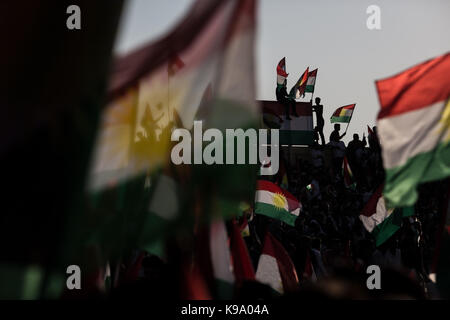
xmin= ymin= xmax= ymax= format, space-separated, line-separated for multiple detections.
xmin=438 ymin=99 xmax=450 ymax=143
xmin=272 ymin=193 xmax=287 ymax=209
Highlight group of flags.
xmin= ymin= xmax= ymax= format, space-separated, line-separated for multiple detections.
xmin=276 ymin=57 xmax=318 ymax=99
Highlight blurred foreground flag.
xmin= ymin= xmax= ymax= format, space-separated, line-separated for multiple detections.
xmin=376 ymin=53 xmax=450 ymax=208
xmin=88 ymin=0 xmax=259 ymax=191
xmin=255 ymin=232 xmax=299 ymax=294
xmin=254 ymin=180 xmax=300 ymax=226
xmin=359 ymin=185 xmax=414 ymax=247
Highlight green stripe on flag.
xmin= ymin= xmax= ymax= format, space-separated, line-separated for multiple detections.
xmin=372 ymin=207 xmax=414 ymax=247
xmin=384 ymin=141 xmax=450 ymax=208
xmin=305 ymin=85 xmax=314 ymax=93
xmin=254 ymin=202 xmax=297 ymax=226
xmin=331 ymin=116 xmax=351 ymax=123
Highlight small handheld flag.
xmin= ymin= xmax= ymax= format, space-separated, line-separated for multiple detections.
xmin=330 ymin=104 xmax=356 ymax=123
xmin=277 ymin=57 xmax=288 ymax=85
xmin=342 ymin=156 xmax=356 ymax=189
xmin=305 ymin=68 xmax=318 ymax=93
xmin=289 ymin=67 xmax=309 ymax=99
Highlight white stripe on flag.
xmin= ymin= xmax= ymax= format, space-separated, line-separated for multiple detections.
xmin=255 ymin=190 xmax=289 ymax=211
xmin=377 ymin=100 xmax=448 ymax=169
xmin=255 ymin=254 xmax=283 ymax=293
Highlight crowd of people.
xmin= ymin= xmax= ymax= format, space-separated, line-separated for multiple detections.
xmin=72 ymin=98 xmax=447 ymax=301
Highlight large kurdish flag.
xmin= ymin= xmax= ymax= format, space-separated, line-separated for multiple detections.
xmin=305 ymin=68 xmax=317 ymax=93
xmin=330 ymin=104 xmax=356 ymax=123
xmin=359 ymin=185 xmax=414 ymax=247
xmin=261 ymin=100 xmax=314 ymax=145
xmin=376 ymin=53 xmax=450 ymax=208
xmin=254 ymin=180 xmax=301 ymax=226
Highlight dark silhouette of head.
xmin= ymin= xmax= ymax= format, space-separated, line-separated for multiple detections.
xmin=315 ymin=97 xmax=321 ymax=104
xmin=334 ymin=124 xmax=340 ymax=131
xmin=353 ymin=134 xmax=359 ymax=141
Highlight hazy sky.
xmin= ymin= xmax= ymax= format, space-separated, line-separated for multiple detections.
xmin=114 ymin=0 xmax=450 ymax=143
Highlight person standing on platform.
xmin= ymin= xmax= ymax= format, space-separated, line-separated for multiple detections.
xmin=312 ymin=97 xmax=325 ymax=145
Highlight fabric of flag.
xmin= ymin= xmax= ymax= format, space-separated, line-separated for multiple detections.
xmin=230 ymin=219 xmax=255 ymax=284
xmin=209 ymin=219 xmax=235 ymax=299
xmin=302 ymin=250 xmax=317 ymax=282
xmin=168 ymin=54 xmax=185 ymax=76
xmin=342 ymin=156 xmax=355 ymax=189
xmin=289 ymin=67 xmax=309 ymax=99
xmin=261 ymin=100 xmax=314 ymax=145
xmin=255 ymin=232 xmax=299 ymax=294
xmin=359 ymin=185 xmax=415 ymax=246
xmin=276 ymin=57 xmax=288 ymax=85
xmin=330 ymin=104 xmax=356 ymax=123
xmin=89 ymin=0 xmax=259 ymax=191
xmin=254 ymin=180 xmax=301 ymax=226
xmin=376 ymin=52 xmax=450 ymax=208
xmin=305 ymin=68 xmax=317 ymax=93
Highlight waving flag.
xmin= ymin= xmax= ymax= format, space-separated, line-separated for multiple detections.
xmin=330 ymin=104 xmax=356 ymax=123
xmin=359 ymin=185 xmax=414 ymax=246
xmin=289 ymin=67 xmax=309 ymax=99
xmin=342 ymin=156 xmax=355 ymax=189
xmin=305 ymin=68 xmax=317 ymax=93
xmin=277 ymin=57 xmax=288 ymax=85
xmin=376 ymin=52 xmax=450 ymax=208
xmin=256 ymin=232 xmax=299 ymax=294
xmin=254 ymin=180 xmax=301 ymax=226
xmin=89 ymin=0 xmax=259 ymax=191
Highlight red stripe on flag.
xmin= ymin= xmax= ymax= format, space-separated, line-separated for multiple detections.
xmin=230 ymin=219 xmax=255 ymax=284
xmin=277 ymin=57 xmax=288 ymax=77
xmin=360 ymin=184 xmax=384 ymax=217
xmin=376 ymin=52 xmax=450 ymax=119
xmin=263 ymin=232 xmax=299 ymax=293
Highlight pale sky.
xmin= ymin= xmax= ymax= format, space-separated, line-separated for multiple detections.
xmin=114 ymin=0 xmax=450 ymax=143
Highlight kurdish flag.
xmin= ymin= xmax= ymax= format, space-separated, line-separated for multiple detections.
xmin=342 ymin=156 xmax=355 ymax=189
xmin=359 ymin=185 xmax=414 ymax=247
xmin=376 ymin=53 xmax=450 ymax=208
xmin=330 ymin=104 xmax=356 ymax=123
xmin=305 ymin=68 xmax=318 ymax=93
xmin=254 ymin=180 xmax=301 ymax=226
xmin=290 ymin=67 xmax=309 ymax=99
xmin=277 ymin=57 xmax=288 ymax=85
xmin=255 ymin=232 xmax=299 ymax=294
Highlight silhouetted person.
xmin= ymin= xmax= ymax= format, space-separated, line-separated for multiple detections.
xmin=312 ymin=97 xmax=325 ymax=145
xmin=329 ymin=124 xmax=346 ymax=143
xmin=347 ymin=133 xmax=366 ymax=156
xmin=347 ymin=133 xmax=367 ymax=179
xmin=368 ymin=126 xmax=381 ymax=154
xmin=276 ymin=79 xmax=298 ymax=120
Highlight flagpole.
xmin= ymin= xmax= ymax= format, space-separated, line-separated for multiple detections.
xmin=344 ymin=105 xmax=356 ymax=134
